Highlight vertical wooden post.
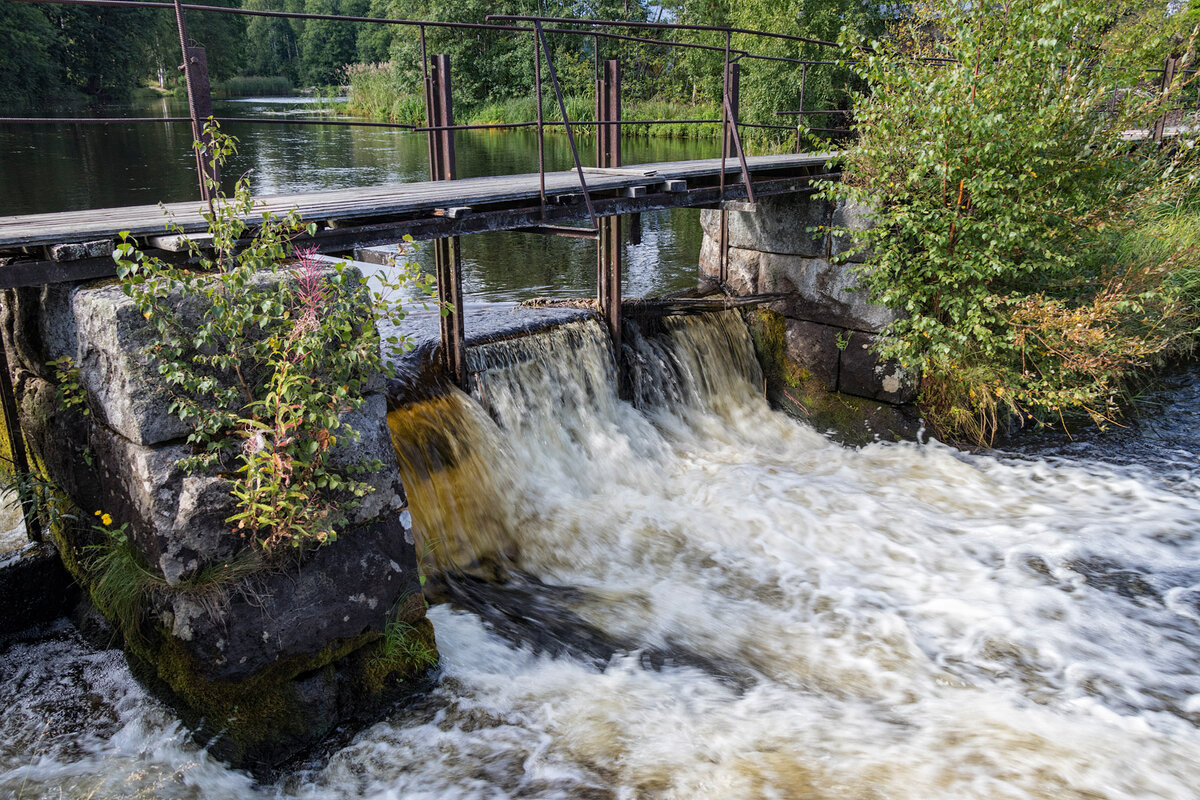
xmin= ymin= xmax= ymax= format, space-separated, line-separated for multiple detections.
xmin=1153 ymin=54 xmax=1181 ymax=145
xmin=0 ymin=329 xmax=37 ymax=540
xmin=719 ymin=62 xmax=740 ymax=287
xmin=597 ymin=59 xmax=622 ymax=356
xmin=426 ymin=54 xmax=465 ymax=387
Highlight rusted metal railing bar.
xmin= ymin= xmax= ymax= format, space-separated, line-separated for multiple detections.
xmin=2 ymin=116 xmax=746 ymax=131
xmin=739 ymin=122 xmax=798 ymax=131
xmin=776 ymin=109 xmax=852 ymax=116
xmin=535 ymin=21 xmax=597 ymax=228
xmin=719 ymin=31 xmax=730 ymax=202
xmin=172 ymin=0 xmax=212 ymax=204
xmin=536 ymin=25 xmax=818 ymax=65
xmin=487 ymin=13 xmax=840 ymax=48
xmin=413 ymin=119 xmax=726 ymax=131
xmin=722 ymin=91 xmax=756 ymax=206
xmin=535 ymin=33 xmax=546 ymax=219
xmin=12 ymin=0 xmax=535 ymax=33
xmin=0 ymin=116 xmax=416 ymax=129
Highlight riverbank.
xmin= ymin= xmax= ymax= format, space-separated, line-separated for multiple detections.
xmin=344 ymin=62 xmax=727 ymax=140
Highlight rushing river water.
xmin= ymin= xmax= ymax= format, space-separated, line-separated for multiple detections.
xmin=0 ymin=97 xmax=714 ymax=301
xmin=3 ymin=311 xmax=1200 ymax=799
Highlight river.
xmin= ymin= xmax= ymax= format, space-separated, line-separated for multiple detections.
xmin=2 ymin=308 xmax=1200 ymax=799
xmin=2 ymin=101 xmax=1200 ymax=800
xmin=0 ymin=96 xmax=712 ymax=301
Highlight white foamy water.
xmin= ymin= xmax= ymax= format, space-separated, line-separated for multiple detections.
xmin=3 ymin=313 xmax=1200 ymax=799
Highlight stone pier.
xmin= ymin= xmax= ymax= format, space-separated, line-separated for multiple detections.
xmin=0 ymin=268 xmax=435 ymax=771
xmin=699 ymin=194 xmax=919 ymax=439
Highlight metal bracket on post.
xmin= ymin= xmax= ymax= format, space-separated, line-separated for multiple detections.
xmin=597 ymin=59 xmax=622 ymax=358
xmin=186 ymin=47 xmax=218 ymax=193
xmin=425 ymin=53 xmax=465 ymax=388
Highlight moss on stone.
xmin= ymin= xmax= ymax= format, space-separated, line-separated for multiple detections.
xmin=743 ymin=308 xmax=920 ymax=446
xmin=361 ymin=616 xmax=438 ymax=695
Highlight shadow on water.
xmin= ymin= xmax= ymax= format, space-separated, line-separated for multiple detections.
xmin=428 ymin=569 xmax=758 ymax=693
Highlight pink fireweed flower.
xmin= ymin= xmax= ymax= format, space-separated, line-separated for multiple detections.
xmin=289 ymin=246 xmax=333 ymax=351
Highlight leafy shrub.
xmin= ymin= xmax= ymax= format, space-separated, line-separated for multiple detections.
xmin=114 ymin=121 xmax=430 ymax=549
xmin=824 ymin=0 xmax=1200 ymax=443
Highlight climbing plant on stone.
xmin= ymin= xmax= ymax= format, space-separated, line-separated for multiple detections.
xmin=113 ymin=120 xmax=430 ymax=549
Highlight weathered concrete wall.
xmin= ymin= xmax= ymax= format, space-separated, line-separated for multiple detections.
xmin=0 ymin=269 xmax=435 ymax=770
xmin=699 ymin=194 xmax=916 ymax=406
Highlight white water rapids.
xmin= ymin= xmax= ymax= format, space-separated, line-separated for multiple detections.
xmin=3 ymin=312 xmax=1200 ymax=799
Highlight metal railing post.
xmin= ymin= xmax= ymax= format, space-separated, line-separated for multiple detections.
xmin=535 ymin=32 xmax=546 ymax=218
xmin=0 ymin=331 xmax=38 ymax=540
xmin=535 ymin=21 xmax=597 ymax=227
xmin=1153 ymin=53 xmax=1181 ymax=145
xmin=795 ymin=64 xmax=807 ymax=153
xmin=597 ymin=59 xmax=622 ymax=355
xmin=171 ymin=0 xmax=214 ymax=205
xmin=425 ymin=53 xmax=465 ymax=388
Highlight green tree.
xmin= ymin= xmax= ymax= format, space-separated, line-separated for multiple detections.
xmin=825 ymin=0 xmax=1200 ymax=443
xmin=184 ymin=0 xmax=249 ymax=81
xmin=0 ymin=2 xmax=61 ymax=108
xmin=298 ymin=0 xmax=364 ymax=85
xmin=41 ymin=5 xmax=160 ymax=99
xmin=243 ymin=0 xmax=303 ymax=80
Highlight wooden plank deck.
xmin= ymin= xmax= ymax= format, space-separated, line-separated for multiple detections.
xmin=0 ymin=153 xmax=830 ymax=250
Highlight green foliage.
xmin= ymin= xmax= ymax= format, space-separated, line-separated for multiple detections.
xmin=370 ymin=612 xmax=438 ymax=675
xmin=85 ymin=519 xmax=162 ymax=644
xmin=113 ymin=121 xmax=429 ymax=550
xmin=0 ymin=471 xmax=78 ymax=542
xmin=824 ymin=0 xmax=1200 ymax=443
xmin=1103 ymin=0 xmax=1199 ymax=76
xmin=0 ymin=2 xmax=60 ymax=109
xmin=298 ymin=0 xmax=364 ymax=86
xmin=40 ymin=4 xmax=161 ymax=100
xmin=48 ymin=357 xmax=89 ymax=418
xmin=217 ymin=75 xmax=295 ymax=98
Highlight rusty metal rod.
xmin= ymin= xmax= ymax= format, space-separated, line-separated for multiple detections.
xmin=722 ymin=91 xmax=756 ymax=206
xmin=12 ymin=0 xmax=535 ymax=32
xmin=740 ymin=122 xmax=799 ymax=131
xmin=536 ymin=25 xmax=819 ymax=64
xmin=487 ymin=13 xmax=840 ymax=48
xmin=172 ymin=0 xmax=209 ymax=204
xmin=535 ymin=32 xmax=546 ymax=218
xmin=535 ymin=21 xmax=597 ymax=227
xmin=0 ymin=116 xmax=416 ymax=128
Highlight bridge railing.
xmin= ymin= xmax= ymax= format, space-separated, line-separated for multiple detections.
xmin=2 ymin=0 xmax=850 ymax=205
xmin=2 ymin=0 xmax=857 ymax=383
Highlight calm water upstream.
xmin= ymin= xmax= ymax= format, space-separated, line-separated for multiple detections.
xmin=2 ymin=310 xmax=1200 ymax=799
xmin=0 ymin=97 xmax=713 ymax=301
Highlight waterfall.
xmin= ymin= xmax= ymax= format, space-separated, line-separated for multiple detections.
xmin=387 ymin=312 xmax=767 ymax=578
xmin=9 ymin=311 xmax=1200 ymax=800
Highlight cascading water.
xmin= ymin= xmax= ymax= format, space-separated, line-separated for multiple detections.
xmin=4 ymin=310 xmax=1200 ymax=799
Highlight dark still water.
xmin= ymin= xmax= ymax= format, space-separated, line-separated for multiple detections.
xmin=0 ymin=97 xmax=716 ymax=301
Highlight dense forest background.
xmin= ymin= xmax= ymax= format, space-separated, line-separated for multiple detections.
xmin=0 ymin=0 xmax=1193 ymax=120
xmin=0 ymin=0 xmax=889 ymax=115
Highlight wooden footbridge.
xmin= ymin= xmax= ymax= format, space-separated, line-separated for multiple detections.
xmin=0 ymin=1 xmax=850 ymax=389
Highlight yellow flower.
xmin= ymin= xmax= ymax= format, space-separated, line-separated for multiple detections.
xmin=94 ymin=510 xmax=102 ymax=516
xmin=100 ymin=513 xmax=113 ymax=526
